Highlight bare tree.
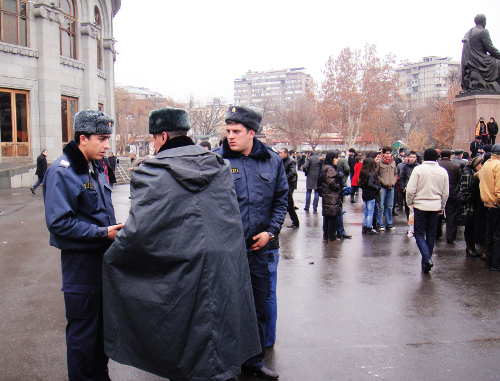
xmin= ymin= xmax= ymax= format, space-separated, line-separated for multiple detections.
xmin=187 ymin=97 xmax=227 ymax=136
xmin=273 ymin=96 xmax=330 ymax=151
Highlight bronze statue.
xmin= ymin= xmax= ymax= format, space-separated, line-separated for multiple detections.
xmin=461 ymin=14 xmax=500 ymax=93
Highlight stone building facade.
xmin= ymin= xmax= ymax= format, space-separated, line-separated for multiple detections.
xmin=0 ymin=0 xmax=121 ymax=163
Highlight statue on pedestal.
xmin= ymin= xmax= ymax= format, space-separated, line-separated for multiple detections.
xmin=461 ymin=14 xmax=500 ymax=94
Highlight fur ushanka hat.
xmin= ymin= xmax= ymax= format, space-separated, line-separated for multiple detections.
xmin=74 ymin=110 xmax=114 ymax=134
xmin=149 ymin=107 xmax=191 ymax=134
xmin=225 ymin=105 xmax=262 ymax=133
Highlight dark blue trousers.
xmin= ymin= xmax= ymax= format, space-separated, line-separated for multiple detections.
xmin=65 ymin=288 xmax=110 ymax=381
xmin=244 ymin=246 xmax=270 ymax=369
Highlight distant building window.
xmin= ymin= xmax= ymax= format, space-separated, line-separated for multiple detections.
xmin=0 ymin=0 xmax=28 ymax=47
xmin=60 ymin=0 xmax=77 ymax=59
xmin=94 ymin=6 xmax=102 ymax=70
xmin=61 ymin=96 xmax=78 ymax=146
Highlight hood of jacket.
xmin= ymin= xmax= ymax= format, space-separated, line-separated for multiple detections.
xmin=144 ymin=136 xmax=225 ymax=193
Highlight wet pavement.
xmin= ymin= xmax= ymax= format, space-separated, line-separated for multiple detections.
xmin=1 ymin=172 xmax=500 ymax=380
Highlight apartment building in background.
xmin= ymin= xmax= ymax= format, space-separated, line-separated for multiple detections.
xmin=234 ymin=67 xmax=313 ymax=110
xmin=394 ymin=56 xmax=461 ymax=101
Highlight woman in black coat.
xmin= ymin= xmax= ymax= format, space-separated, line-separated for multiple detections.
xmin=357 ymin=157 xmax=380 ymax=235
xmin=321 ymin=151 xmax=342 ymax=242
xmin=458 ymin=156 xmax=484 ymax=256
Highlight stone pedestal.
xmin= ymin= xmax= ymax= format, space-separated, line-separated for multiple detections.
xmin=453 ymin=94 xmax=500 ymax=152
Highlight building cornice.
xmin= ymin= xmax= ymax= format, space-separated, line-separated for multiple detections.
xmin=0 ymin=42 xmax=39 ymax=58
xmin=33 ymin=3 xmax=62 ymax=24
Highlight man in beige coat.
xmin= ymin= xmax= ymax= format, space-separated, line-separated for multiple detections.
xmin=406 ymin=148 xmax=449 ymax=273
xmin=478 ymin=144 xmax=500 ymax=270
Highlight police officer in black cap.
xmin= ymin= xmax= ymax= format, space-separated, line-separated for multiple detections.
xmin=213 ymin=106 xmax=288 ymax=380
xmin=43 ymin=110 xmax=123 ymax=380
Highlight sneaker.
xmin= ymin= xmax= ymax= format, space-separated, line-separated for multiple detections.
xmin=376 ymin=225 xmax=385 ymax=231
xmin=366 ymin=228 xmax=378 ymax=235
xmin=407 ymin=230 xmax=414 ymax=237
xmin=387 ymin=225 xmax=396 ymax=230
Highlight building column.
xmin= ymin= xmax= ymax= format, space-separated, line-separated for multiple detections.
xmin=33 ymin=2 xmax=63 ymax=161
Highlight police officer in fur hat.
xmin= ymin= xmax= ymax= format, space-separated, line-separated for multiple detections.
xmin=213 ymin=105 xmax=288 ymax=380
xmin=43 ymin=110 xmax=123 ymax=380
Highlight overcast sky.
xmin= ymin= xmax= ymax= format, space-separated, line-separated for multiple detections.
xmin=113 ymin=0 xmax=499 ymax=104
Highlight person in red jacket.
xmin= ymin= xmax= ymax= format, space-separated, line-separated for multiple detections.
xmin=350 ymin=156 xmax=362 ymax=203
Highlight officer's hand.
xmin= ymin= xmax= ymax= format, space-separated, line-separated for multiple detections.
xmin=439 ymin=210 xmax=444 ymax=215
xmin=250 ymin=232 xmax=270 ymax=251
xmin=107 ymin=223 xmax=124 ymax=240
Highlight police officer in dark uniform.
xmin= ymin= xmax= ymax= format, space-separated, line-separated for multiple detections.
xmin=43 ymin=110 xmax=123 ymax=381
xmin=213 ymin=106 xmax=288 ymax=380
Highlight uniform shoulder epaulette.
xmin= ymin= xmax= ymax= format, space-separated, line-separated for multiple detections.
xmin=267 ymin=145 xmax=279 ymax=154
xmin=59 ymin=159 xmax=70 ymax=168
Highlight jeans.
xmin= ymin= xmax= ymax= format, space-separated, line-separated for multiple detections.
xmin=377 ymin=188 xmax=394 ymax=227
xmin=414 ymin=208 xmax=440 ymax=264
xmin=336 ymin=209 xmax=346 ymax=236
xmin=32 ymin=175 xmax=43 ymax=190
xmin=305 ymin=189 xmax=320 ymax=211
xmin=362 ymin=199 xmax=376 ymax=228
xmin=265 ymin=249 xmax=279 ymax=347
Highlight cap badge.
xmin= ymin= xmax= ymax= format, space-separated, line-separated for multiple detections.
xmin=232 ymin=107 xmax=236 ymax=113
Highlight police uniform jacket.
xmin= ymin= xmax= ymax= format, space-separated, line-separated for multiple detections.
xmin=43 ymin=140 xmax=116 ymax=288
xmin=213 ymin=138 xmax=288 ymax=242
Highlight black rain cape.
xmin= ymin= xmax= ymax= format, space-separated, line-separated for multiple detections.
xmin=102 ymin=143 xmax=261 ymax=380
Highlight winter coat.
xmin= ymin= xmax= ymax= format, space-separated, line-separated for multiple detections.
xmin=102 ymin=137 xmax=261 ymax=380
xmin=459 ymin=166 xmax=479 ymax=226
xmin=43 ymin=140 xmax=116 ymax=253
xmin=488 ymin=121 xmax=499 ymax=136
xmin=360 ymin=172 xmax=381 ymax=202
xmin=475 ymin=121 xmax=489 ymax=137
xmin=107 ymin=155 xmax=118 ymax=171
xmin=397 ymin=161 xmax=419 ymax=192
xmin=470 ymin=140 xmax=485 ymax=158
xmin=303 ymin=153 xmax=320 ymax=189
xmin=213 ymin=138 xmax=288 ymax=240
xmin=472 ymin=173 xmax=487 ymax=245
xmin=348 ymin=154 xmax=359 ymax=175
xmin=439 ymin=158 xmax=463 ymax=196
xmin=35 ymin=153 xmax=47 ymax=177
xmin=376 ymin=159 xmax=397 ymax=189
xmin=351 ymin=162 xmax=362 ymax=186
xmin=337 ymin=157 xmax=350 ymax=178
xmin=321 ymin=164 xmax=342 ymax=217
xmin=282 ymin=155 xmax=297 ymax=189
xmin=406 ymin=161 xmax=449 ymax=211
xmin=478 ymin=154 xmax=500 ymax=207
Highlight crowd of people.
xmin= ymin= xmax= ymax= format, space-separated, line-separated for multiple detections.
xmin=288 ymin=123 xmax=499 ymax=275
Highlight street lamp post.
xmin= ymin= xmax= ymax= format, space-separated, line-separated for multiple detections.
xmin=400 ymin=109 xmax=411 ymax=149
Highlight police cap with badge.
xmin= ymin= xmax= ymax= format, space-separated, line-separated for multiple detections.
xmin=225 ymin=105 xmax=262 ymax=133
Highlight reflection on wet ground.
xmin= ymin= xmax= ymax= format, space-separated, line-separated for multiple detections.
xmin=1 ymin=171 xmax=500 ymax=380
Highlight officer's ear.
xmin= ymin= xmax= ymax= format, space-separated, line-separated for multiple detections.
xmin=248 ymin=129 xmax=255 ymax=139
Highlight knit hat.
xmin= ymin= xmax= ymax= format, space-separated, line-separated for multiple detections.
xmin=74 ymin=110 xmax=114 ymax=134
xmin=225 ymin=105 xmax=262 ymax=132
xmin=423 ymin=148 xmax=439 ymax=161
xmin=468 ymin=156 xmax=483 ymax=169
xmin=149 ymin=107 xmax=191 ymax=134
